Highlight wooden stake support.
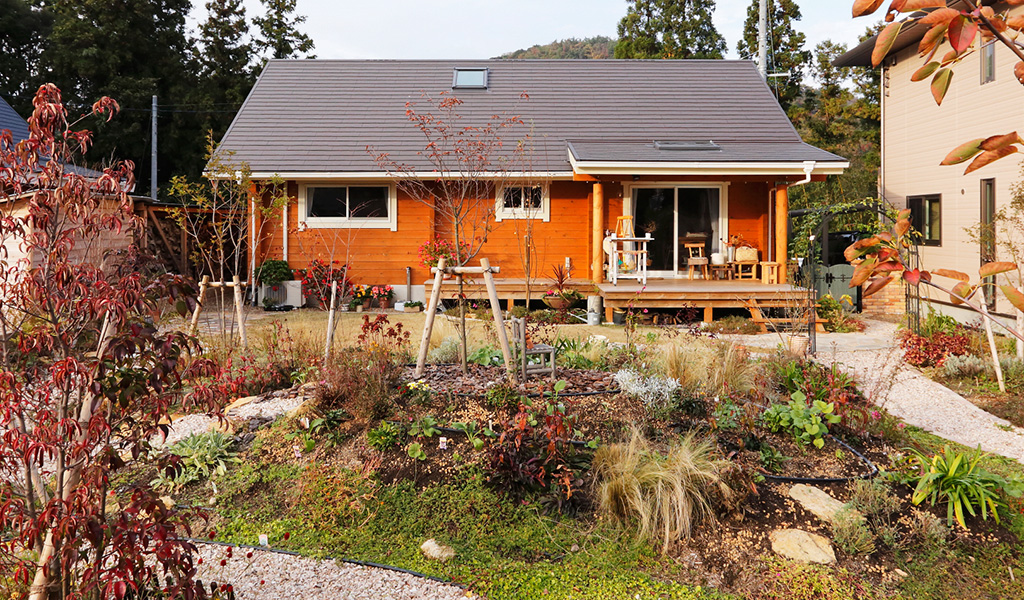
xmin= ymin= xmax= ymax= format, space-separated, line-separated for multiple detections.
xmin=186 ymin=275 xmax=247 ymax=348
xmin=232 ymin=275 xmax=248 ymax=348
xmin=324 ymin=280 xmax=338 ymax=362
xmin=481 ymin=258 xmax=516 ymax=384
xmin=415 ymin=257 xmax=447 ymax=378
xmin=414 ymin=259 xmax=516 ymax=383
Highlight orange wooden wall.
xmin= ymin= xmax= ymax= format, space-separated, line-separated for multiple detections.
xmin=255 ymin=179 xmax=770 ymax=285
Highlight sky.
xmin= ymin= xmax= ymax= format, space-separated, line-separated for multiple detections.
xmin=191 ymin=0 xmax=871 ymax=62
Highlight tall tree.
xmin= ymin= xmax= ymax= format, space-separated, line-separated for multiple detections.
xmin=615 ymin=0 xmax=726 ymax=59
xmin=736 ymin=0 xmax=809 ymax=112
xmin=788 ymin=39 xmax=880 ymax=241
xmin=38 ymin=0 xmax=198 ymax=192
xmin=194 ymin=0 xmax=255 ymax=143
xmin=0 ymin=0 xmax=51 ymax=113
xmin=253 ymin=0 xmax=316 ymax=63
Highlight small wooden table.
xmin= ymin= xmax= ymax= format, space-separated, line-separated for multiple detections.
xmin=734 ymin=261 xmax=758 ymax=280
xmin=710 ymin=264 xmax=733 ymax=280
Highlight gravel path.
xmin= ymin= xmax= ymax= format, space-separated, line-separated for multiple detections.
xmin=819 ymin=349 xmax=1024 ymax=463
xmin=724 ymin=318 xmax=1024 ymax=463
xmin=193 ymin=543 xmax=469 ymax=600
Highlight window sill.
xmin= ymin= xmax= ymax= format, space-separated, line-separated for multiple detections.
xmin=301 ymin=218 xmax=397 ymax=231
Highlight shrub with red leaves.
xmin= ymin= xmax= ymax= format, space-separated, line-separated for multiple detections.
xmin=0 ymin=85 xmax=227 ymax=599
xmin=899 ymin=328 xmax=972 ymax=368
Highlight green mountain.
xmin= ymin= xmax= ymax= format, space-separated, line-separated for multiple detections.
xmin=497 ymin=36 xmax=617 ymax=59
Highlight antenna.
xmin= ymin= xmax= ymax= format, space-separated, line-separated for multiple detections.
xmin=757 ymin=0 xmax=768 ymax=80
xmin=150 ymin=95 xmax=157 ymax=200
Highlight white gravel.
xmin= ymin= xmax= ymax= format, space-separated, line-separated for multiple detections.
xmin=193 ymin=543 xmax=470 ymax=600
xmin=817 ymin=346 xmax=1024 ymax=464
xmin=155 ymin=390 xmax=309 ymax=448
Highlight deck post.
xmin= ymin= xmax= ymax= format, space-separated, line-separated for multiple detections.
xmin=775 ymin=184 xmax=789 ymax=284
xmin=591 ymin=182 xmax=604 ymax=284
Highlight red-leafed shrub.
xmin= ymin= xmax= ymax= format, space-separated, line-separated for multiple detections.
xmin=899 ymin=328 xmax=972 ymax=368
xmin=0 ymin=85 xmax=227 ymax=598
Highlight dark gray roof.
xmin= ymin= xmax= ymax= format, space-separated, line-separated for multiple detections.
xmin=0 ymin=96 xmax=30 ymax=142
xmin=568 ymin=140 xmax=843 ymax=163
xmin=217 ymin=59 xmax=845 ymax=174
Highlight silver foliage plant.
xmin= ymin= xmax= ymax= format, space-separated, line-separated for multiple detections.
xmin=614 ymin=369 xmax=681 ymax=412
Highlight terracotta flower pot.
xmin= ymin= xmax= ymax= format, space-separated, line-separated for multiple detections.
xmin=543 ymin=296 xmax=575 ymax=310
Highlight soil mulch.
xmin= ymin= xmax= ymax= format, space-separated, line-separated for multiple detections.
xmin=406 ymin=363 xmax=617 ymax=397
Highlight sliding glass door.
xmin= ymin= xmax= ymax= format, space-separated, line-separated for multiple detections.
xmin=630 ymin=185 xmax=726 ymax=277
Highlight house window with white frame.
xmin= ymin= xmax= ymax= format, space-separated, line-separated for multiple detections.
xmin=981 ymin=40 xmax=996 ymax=84
xmin=495 ymin=184 xmax=550 ymax=221
xmin=300 ymin=184 xmax=397 ymax=230
xmin=908 ymin=194 xmax=941 ymax=246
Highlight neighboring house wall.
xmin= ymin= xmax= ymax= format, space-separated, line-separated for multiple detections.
xmin=253 ymin=178 xmax=771 ymax=301
xmin=883 ymin=25 xmax=1024 ymax=318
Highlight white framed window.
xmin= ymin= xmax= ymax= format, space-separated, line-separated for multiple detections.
xmin=981 ymin=40 xmax=996 ymax=84
xmin=298 ymin=183 xmax=397 ymax=231
xmin=495 ymin=184 xmax=550 ymax=222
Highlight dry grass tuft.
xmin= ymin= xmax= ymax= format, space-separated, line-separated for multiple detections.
xmin=658 ymin=338 xmax=757 ymax=395
xmin=592 ymin=428 xmax=730 ymax=554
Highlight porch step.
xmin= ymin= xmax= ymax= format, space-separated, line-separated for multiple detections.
xmin=746 ymin=300 xmax=826 ymax=334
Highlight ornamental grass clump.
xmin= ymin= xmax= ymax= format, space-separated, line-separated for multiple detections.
xmin=658 ymin=338 xmax=756 ymax=396
xmin=592 ymin=428 xmax=730 ymax=554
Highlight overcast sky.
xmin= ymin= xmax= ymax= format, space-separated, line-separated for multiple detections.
xmin=190 ymin=1 xmax=870 ymax=61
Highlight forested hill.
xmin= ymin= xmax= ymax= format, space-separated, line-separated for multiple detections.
xmin=496 ymin=36 xmax=616 ymax=59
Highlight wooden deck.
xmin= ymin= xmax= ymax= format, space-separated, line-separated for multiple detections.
xmin=424 ymin=277 xmax=808 ymax=322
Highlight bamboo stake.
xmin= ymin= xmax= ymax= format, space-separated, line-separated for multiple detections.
xmin=188 ymin=275 xmax=210 ymax=336
xmin=981 ymin=302 xmax=1005 ymax=393
xmin=324 ymin=280 xmax=338 ymax=363
xmin=481 ymin=259 xmax=515 ymax=384
xmin=415 ymin=257 xmax=446 ymax=378
xmin=232 ymin=275 xmax=247 ymax=348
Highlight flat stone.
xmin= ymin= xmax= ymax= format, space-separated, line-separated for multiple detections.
xmin=769 ymin=529 xmax=836 ymax=564
xmin=420 ymin=538 xmax=455 ymax=561
xmin=226 ymin=395 xmax=260 ymax=411
xmin=789 ymin=484 xmax=860 ymax=524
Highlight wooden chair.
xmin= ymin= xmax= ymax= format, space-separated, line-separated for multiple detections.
xmin=684 ymin=242 xmax=709 ymax=280
xmin=510 ymin=317 xmax=556 ymax=380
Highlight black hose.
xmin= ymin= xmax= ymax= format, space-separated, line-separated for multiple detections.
xmin=186 ymin=537 xmax=466 ymax=589
xmin=761 ymin=434 xmax=879 ymax=484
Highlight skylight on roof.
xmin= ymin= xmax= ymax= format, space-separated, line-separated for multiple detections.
xmin=453 ymin=68 xmax=488 ymax=89
xmin=654 ymin=140 xmax=720 ymax=151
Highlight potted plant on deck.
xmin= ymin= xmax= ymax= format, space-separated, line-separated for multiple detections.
xmin=371 ymin=284 xmax=395 ymax=309
xmin=543 ymin=264 xmax=583 ymax=310
xmin=351 ymin=284 xmax=372 ymax=311
xmin=404 ymin=300 xmax=424 ymax=313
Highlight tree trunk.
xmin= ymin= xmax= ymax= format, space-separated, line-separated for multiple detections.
xmin=981 ymin=303 xmax=1006 ymax=393
xmin=1017 ymin=287 xmax=1023 ymax=360
xmin=458 ymin=275 xmax=468 ymax=374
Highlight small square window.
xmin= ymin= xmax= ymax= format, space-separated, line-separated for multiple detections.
xmin=453 ymin=68 xmax=488 ymax=89
xmin=495 ymin=184 xmax=549 ymax=221
xmin=908 ymin=194 xmax=941 ymax=246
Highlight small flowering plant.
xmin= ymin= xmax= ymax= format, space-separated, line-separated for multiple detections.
xmin=371 ymin=285 xmax=395 ymax=303
xmin=418 ymin=237 xmax=469 ymax=269
xmin=300 ymin=259 xmax=351 ymax=308
xmin=399 ymin=380 xmax=434 ymax=406
xmin=351 ymin=284 xmax=372 ymax=301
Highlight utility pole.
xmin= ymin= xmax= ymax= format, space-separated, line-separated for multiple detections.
xmin=150 ymin=95 xmax=157 ymax=200
xmin=757 ymin=0 xmax=768 ymax=80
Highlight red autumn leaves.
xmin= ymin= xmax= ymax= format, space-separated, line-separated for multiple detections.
xmin=846 ymin=209 xmax=1024 ymax=312
xmin=854 ymin=1 xmax=1024 ymax=173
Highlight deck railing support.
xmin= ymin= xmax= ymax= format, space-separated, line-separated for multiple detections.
xmin=775 ymin=184 xmax=789 ymax=284
xmin=591 ymin=182 xmax=604 ymax=284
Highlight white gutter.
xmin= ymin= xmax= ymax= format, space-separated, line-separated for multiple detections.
xmin=568 ymin=152 xmax=846 ymax=177
xmin=788 ymin=161 xmax=817 ymax=189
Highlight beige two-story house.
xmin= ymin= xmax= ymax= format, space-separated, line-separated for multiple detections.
xmin=837 ymin=1 xmax=1024 ymax=320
